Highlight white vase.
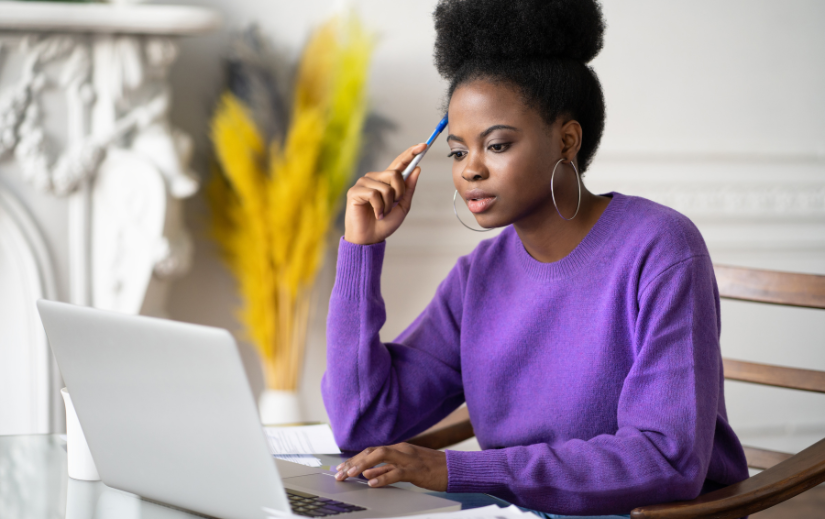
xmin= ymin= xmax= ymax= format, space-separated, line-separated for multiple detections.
xmin=259 ymin=389 xmax=302 ymax=425
xmin=61 ymin=388 xmax=100 ymax=481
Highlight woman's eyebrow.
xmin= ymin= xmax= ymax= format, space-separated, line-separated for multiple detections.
xmin=480 ymin=124 xmax=520 ymax=138
xmin=447 ymin=124 xmax=520 ymax=144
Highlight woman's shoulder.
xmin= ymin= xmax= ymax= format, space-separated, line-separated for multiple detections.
xmin=613 ymin=192 xmax=709 ymax=261
xmin=607 ymin=193 xmax=714 ymax=293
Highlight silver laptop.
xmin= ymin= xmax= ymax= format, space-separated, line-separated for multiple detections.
xmin=37 ymin=300 xmax=460 ymax=519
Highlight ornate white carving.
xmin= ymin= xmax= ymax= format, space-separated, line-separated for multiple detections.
xmin=0 ymin=32 xmax=199 ymax=304
xmin=0 ymin=4 xmax=219 ymax=433
xmin=92 ymin=149 xmax=166 ymax=314
xmin=153 ymin=232 xmax=193 ymax=279
xmin=0 ymin=34 xmax=200 ymax=200
xmin=0 ymin=35 xmax=99 ymax=194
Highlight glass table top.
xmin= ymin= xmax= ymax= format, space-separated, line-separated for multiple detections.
xmin=0 ymin=434 xmax=497 ymax=519
xmin=0 ymin=434 xmax=210 ymax=519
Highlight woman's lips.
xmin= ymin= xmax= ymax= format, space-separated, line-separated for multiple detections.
xmin=465 ymin=190 xmax=497 ymax=214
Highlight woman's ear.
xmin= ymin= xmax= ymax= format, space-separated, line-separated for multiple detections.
xmin=560 ymin=119 xmax=583 ymax=162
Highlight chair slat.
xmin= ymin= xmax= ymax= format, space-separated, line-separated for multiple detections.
xmin=743 ymin=445 xmax=793 ymax=471
xmin=714 ymin=265 xmax=825 ymax=309
xmin=407 ymin=407 xmax=475 ymax=450
xmin=724 ymin=358 xmax=825 ymax=394
xmin=631 ymin=437 xmax=825 ymax=519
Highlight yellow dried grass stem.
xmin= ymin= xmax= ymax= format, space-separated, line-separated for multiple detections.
xmin=209 ymin=15 xmax=373 ymax=392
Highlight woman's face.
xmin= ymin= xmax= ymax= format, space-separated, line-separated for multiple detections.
xmin=447 ymin=79 xmax=567 ymax=230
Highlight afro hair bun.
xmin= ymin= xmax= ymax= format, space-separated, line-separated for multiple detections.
xmin=434 ymin=0 xmax=605 ymax=80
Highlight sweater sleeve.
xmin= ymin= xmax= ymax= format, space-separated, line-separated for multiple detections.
xmin=321 ymin=238 xmax=466 ymax=451
xmin=445 ymin=254 xmax=723 ymax=515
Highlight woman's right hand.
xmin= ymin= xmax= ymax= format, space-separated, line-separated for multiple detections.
xmin=344 ymin=143 xmax=427 ymax=245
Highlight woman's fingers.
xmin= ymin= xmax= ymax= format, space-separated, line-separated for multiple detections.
xmin=383 ymin=170 xmax=408 ymax=206
xmin=360 ymin=177 xmax=396 ymax=218
xmin=349 ymin=183 xmax=388 ymax=220
xmin=397 ymin=166 xmax=421 ymax=213
xmin=361 ymin=464 xmax=394 ymax=480
xmin=342 ymin=143 xmax=427 ymax=245
xmin=353 ymin=166 xmax=410 ymax=219
xmin=334 ymin=447 xmax=374 ymax=480
xmin=363 ymin=170 xmax=407 ymax=217
xmin=360 ymin=446 xmax=407 ymax=475
xmin=367 ymin=467 xmax=404 ymax=488
xmin=336 ymin=446 xmax=405 ymax=480
xmin=387 ymin=143 xmax=427 ymax=174
xmin=334 ymin=444 xmax=447 ymax=492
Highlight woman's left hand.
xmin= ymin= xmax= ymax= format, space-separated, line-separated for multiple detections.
xmin=334 ymin=443 xmax=448 ymax=491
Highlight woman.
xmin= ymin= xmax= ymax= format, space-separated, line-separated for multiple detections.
xmin=321 ymin=0 xmax=749 ymax=517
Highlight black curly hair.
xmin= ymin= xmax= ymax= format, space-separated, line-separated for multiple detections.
xmin=434 ymin=0 xmax=606 ymax=172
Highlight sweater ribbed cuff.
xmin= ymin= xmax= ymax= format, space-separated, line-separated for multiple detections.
xmin=446 ymin=449 xmax=509 ymax=494
xmin=332 ymin=237 xmax=386 ymax=300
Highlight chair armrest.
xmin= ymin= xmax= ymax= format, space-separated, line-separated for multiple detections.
xmin=630 ymin=437 xmax=825 ymax=519
xmin=407 ymin=407 xmax=475 ymax=450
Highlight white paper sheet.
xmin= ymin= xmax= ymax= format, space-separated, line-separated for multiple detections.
xmin=264 ymin=424 xmax=341 ymax=455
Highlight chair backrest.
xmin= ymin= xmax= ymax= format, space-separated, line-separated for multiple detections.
xmin=715 ymin=265 xmax=825 ymax=470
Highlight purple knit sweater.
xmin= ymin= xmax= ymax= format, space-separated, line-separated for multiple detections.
xmin=322 ymin=193 xmax=749 ymax=515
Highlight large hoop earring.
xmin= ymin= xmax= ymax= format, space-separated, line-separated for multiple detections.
xmin=453 ymin=190 xmax=494 ymax=232
xmin=551 ymin=158 xmax=582 ymax=221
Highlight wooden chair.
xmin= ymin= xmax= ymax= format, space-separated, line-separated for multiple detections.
xmin=408 ymin=265 xmax=825 ymax=519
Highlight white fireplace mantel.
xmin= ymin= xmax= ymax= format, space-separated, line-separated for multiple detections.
xmin=0 ymin=2 xmax=220 ymax=34
xmin=0 ymin=2 xmax=220 ymax=435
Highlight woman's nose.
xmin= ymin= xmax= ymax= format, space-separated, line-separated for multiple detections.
xmin=461 ymin=158 xmax=488 ymax=182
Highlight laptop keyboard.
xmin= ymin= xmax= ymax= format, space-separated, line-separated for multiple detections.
xmin=286 ymin=489 xmax=367 ymax=517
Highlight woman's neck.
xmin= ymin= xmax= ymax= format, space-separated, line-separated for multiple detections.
xmin=514 ymin=187 xmax=611 ymax=264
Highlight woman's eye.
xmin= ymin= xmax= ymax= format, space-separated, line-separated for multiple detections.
xmin=447 ymin=150 xmax=466 ymax=160
xmin=489 ymin=142 xmax=510 ymax=152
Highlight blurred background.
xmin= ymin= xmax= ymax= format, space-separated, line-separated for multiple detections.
xmin=1 ymin=0 xmax=823 ymax=458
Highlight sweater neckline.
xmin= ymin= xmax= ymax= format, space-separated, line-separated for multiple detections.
xmin=514 ymin=192 xmax=629 ymax=282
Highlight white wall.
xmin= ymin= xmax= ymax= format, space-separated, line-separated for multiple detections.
xmin=160 ymin=0 xmax=825 ymax=453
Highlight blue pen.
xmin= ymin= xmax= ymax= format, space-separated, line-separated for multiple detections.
xmin=401 ymin=114 xmax=449 ymax=180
